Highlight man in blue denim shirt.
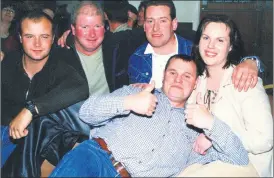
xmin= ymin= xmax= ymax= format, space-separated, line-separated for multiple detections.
xmin=49 ymin=54 xmax=257 ymax=177
xmin=128 ymin=0 xmax=261 ymax=90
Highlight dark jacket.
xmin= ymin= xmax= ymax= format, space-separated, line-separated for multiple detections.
xmin=1 ymin=50 xmax=89 ymax=125
xmin=64 ymin=27 xmax=147 ymax=92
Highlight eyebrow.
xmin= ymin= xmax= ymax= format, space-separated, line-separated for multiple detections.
xmin=146 ymin=17 xmax=170 ymax=20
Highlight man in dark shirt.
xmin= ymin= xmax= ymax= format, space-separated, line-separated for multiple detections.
xmin=1 ymin=9 xmax=88 ymax=171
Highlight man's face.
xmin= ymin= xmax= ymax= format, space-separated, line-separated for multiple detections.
xmin=1 ymin=7 xmax=15 ymax=23
xmin=71 ymin=5 xmax=105 ymax=56
xmin=144 ymin=5 xmax=177 ymax=49
xmin=137 ymin=7 xmax=144 ymax=26
xmin=162 ymin=58 xmax=197 ymax=107
xmin=128 ymin=10 xmax=137 ymax=28
xmin=20 ymin=17 xmax=54 ymax=62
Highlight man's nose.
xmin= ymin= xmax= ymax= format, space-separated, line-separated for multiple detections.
xmin=88 ymin=28 xmax=95 ymax=37
xmin=175 ymin=75 xmax=183 ymax=83
xmin=34 ymin=37 xmax=41 ymax=47
xmin=153 ymin=21 xmax=160 ymax=31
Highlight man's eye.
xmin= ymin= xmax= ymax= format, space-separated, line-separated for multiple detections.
xmin=184 ymin=75 xmax=191 ymax=79
xmin=218 ymin=39 xmax=224 ymax=43
xmin=41 ymin=35 xmax=49 ymax=39
xmin=160 ymin=20 xmax=167 ymax=23
xmin=202 ymin=36 xmax=208 ymax=40
xmin=95 ymin=25 xmax=102 ymax=28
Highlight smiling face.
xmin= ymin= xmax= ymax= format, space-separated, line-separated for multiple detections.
xmin=199 ymin=22 xmax=232 ymax=69
xmin=128 ymin=10 xmax=137 ymax=28
xmin=20 ymin=17 xmax=54 ymax=62
xmin=71 ymin=5 xmax=105 ymax=56
xmin=162 ymin=58 xmax=197 ymax=108
xmin=144 ymin=5 xmax=177 ymax=53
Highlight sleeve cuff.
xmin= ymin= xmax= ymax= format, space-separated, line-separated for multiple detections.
xmin=240 ymin=56 xmax=264 ymax=73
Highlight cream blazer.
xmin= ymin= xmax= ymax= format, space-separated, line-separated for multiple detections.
xmin=188 ymin=66 xmax=273 ymax=177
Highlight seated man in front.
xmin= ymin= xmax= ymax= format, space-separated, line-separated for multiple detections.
xmin=49 ymin=54 xmax=257 ymax=177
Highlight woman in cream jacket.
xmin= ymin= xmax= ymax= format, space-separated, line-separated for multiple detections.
xmin=183 ymin=14 xmax=273 ymax=177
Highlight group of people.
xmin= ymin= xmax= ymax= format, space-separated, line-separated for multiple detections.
xmin=1 ymin=0 xmax=272 ymax=177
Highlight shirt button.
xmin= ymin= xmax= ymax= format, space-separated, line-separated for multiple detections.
xmin=168 ymin=120 xmax=171 ymax=123
xmin=145 ymin=72 xmax=149 ymax=75
xmin=163 ymin=134 xmax=166 ymax=137
xmin=152 ymin=148 xmax=155 ymax=152
xmin=138 ymin=161 xmax=142 ymax=164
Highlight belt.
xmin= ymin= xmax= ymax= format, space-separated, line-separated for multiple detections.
xmin=93 ymin=138 xmax=131 ymax=178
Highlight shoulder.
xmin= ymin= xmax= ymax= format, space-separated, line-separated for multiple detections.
xmin=2 ymin=50 xmax=22 ymax=66
xmin=176 ymin=34 xmax=193 ymax=45
xmin=130 ymin=43 xmax=149 ymax=57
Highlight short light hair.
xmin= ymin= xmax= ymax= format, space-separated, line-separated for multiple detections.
xmin=71 ymin=1 xmax=105 ymax=25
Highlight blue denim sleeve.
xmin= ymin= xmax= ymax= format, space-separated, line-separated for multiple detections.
xmin=240 ymin=56 xmax=264 ymax=73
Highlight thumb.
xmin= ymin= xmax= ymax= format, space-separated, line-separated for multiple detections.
xmin=144 ymin=80 xmax=155 ymax=92
xmin=196 ymin=92 xmax=203 ymax=105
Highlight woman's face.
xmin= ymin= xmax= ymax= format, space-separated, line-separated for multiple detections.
xmin=1 ymin=6 xmax=15 ymax=23
xmin=199 ymin=22 xmax=232 ymax=69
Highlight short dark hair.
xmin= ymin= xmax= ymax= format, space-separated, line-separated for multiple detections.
xmin=193 ymin=14 xmax=245 ymax=77
xmin=138 ymin=0 xmax=149 ymax=12
xmin=19 ymin=10 xmax=55 ymax=35
xmin=104 ymin=1 xmax=129 ymax=23
xmin=128 ymin=4 xmax=138 ymax=15
xmin=164 ymin=54 xmax=203 ymax=77
xmin=144 ymin=0 xmax=176 ymax=20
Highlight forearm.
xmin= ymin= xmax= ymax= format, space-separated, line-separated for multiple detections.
xmin=203 ymin=117 xmax=249 ymax=165
xmin=33 ymin=69 xmax=89 ymax=116
xmin=241 ymin=56 xmax=264 ymax=73
xmin=79 ymin=86 xmax=135 ymax=125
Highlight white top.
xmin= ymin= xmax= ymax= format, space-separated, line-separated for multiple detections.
xmin=144 ymin=34 xmax=178 ymax=88
xmin=188 ymin=66 xmax=273 ymax=177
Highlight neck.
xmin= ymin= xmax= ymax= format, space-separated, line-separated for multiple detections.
xmin=23 ymin=55 xmax=48 ymax=79
xmin=0 ymin=20 xmax=11 ymax=37
xmin=207 ymin=66 xmax=225 ymax=90
xmin=108 ymin=21 xmax=124 ymax=32
xmin=170 ymin=100 xmax=185 ymax=108
xmin=153 ymin=34 xmax=177 ymax=55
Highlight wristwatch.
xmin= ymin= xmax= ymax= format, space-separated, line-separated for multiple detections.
xmin=25 ymin=101 xmax=39 ymax=117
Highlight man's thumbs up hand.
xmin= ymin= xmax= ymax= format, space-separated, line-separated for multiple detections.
xmin=185 ymin=93 xmax=214 ymax=130
xmin=125 ymin=81 xmax=158 ymax=116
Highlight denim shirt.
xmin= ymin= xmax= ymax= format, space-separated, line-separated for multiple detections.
xmin=128 ymin=34 xmax=193 ymax=84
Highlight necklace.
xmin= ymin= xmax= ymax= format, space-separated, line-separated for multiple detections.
xmin=204 ymin=89 xmax=219 ymax=111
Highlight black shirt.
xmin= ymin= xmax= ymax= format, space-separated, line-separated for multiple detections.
xmin=1 ymin=50 xmax=89 ymax=125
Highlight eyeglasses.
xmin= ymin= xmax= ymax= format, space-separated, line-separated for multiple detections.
xmin=3 ymin=7 xmax=15 ymax=14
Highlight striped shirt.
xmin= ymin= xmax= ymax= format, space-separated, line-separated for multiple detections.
xmin=79 ymin=86 xmax=249 ymax=177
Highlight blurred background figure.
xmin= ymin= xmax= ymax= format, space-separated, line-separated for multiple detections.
xmin=127 ymin=3 xmax=138 ymax=28
xmin=103 ymin=0 xmax=131 ymax=32
xmin=1 ymin=2 xmax=20 ymax=60
xmin=136 ymin=0 xmax=149 ymax=28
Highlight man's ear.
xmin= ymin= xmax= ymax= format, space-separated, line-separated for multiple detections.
xmin=172 ymin=18 xmax=178 ymax=31
xmin=19 ymin=34 xmax=22 ymax=43
xmin=229 ymin=45 xmax=232 ymax=52
xmin=71 ymin=24 xmax=75 ymax=35
xmin=52 ymin=35 xmax=55 ymax=44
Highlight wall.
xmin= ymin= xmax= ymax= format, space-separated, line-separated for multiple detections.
xmin=128 ymin=1 xmax=200 ymax=30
